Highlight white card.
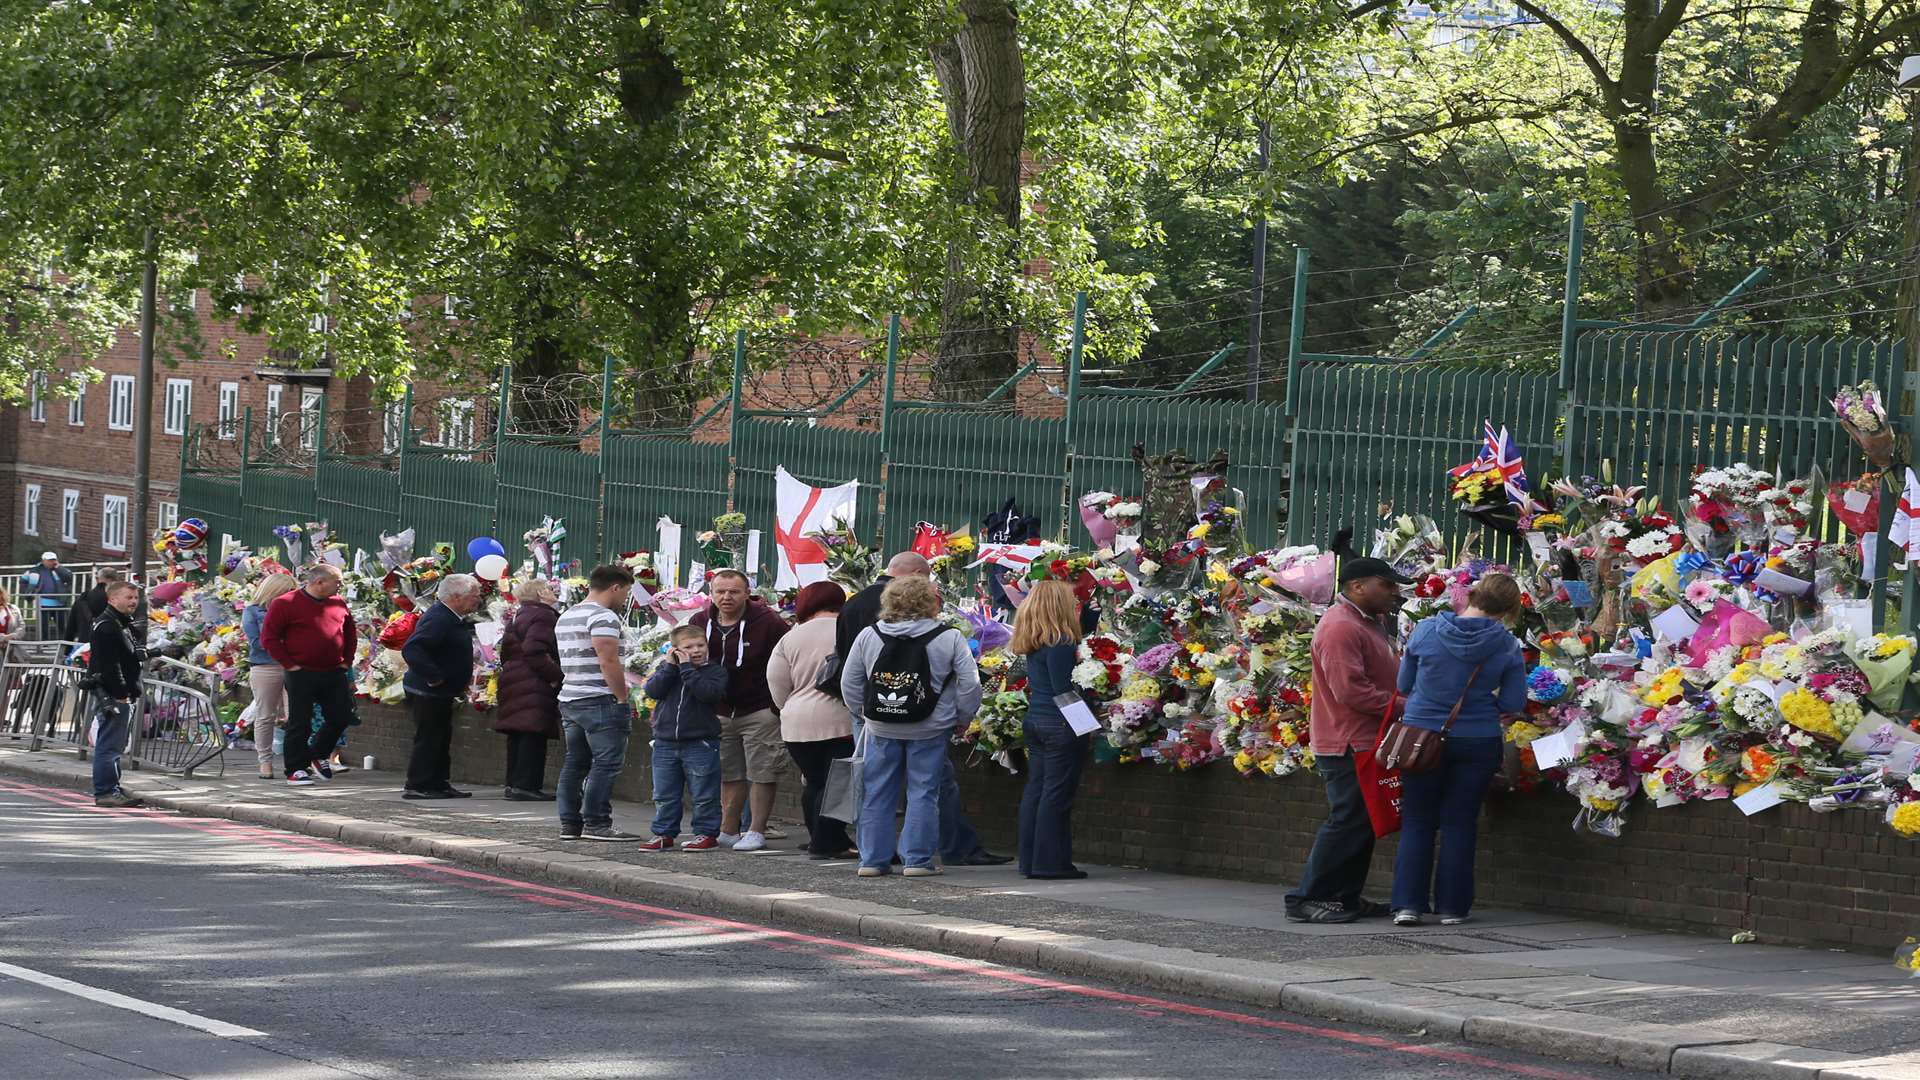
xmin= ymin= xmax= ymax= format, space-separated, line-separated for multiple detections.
xmin=1656 ymin=792 xmax=1686 ymax=808
xmin=745 ymin=530 xmax=762 ymax=587
xmin=1529 ymin=730 xmax=1577 ymax=769
xmin=1650 ymin=605 xmax=1701 ymax=642
xmin=656 ymin=516 xmax=682 ymax=588
xmin=1862 ymin=532 xmax=1879 ymax=584
xmin=1733 ymin=782 xmax=1785 ymax=816
xmin=1524 ymin=531 xmax=1552 ymax=566
xmin=473 ymin=621 xmax=505 ymax=649
xmin=1845 ymin=489 xmax=1871 ymax=513
xmin=1830 ymin=599 xmax=1873 ymax=637
xmin=1753 ymin=568 xmax=1813 ymax=596
xmin=688 ymin=561 xmax=707 ymax=589
xmin=1055 ymin=693 xmax=1103 ymax=736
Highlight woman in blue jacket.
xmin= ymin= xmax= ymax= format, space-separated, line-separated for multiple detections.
xmin=1010 ymin=579 xmax=1089 ymax=880
xmin=1390 ymin=572 xmax=1527 ymax=926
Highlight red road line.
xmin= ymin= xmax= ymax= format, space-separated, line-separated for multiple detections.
xmin=0 ymin=779 xmax=1604 ymax=1080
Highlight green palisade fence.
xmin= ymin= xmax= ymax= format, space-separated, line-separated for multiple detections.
xmin=1565 ymin=331 xmax=1903 ymax=539
xmin=1073 ymin=397 xmax=1290 ymax=551
xmin=731 ymin=418 xmax=882 ymax=575
xmin=883 ymin=409 xmax=1067 ymax=555
xmin=316 ymin=461 xmax=402 ymax=561
xmin=1286 ymin=362 xmax=1559 ymax=555
xmin=179 ymin=472 xmax=243 ymax=548
xmin=602 ymin=434 xmax=729 ymax=583
xmin=497 ymin=439 xmax=603 ymax=568
xmin=238 ymin=469 xmax=319 ymax=553
xmin=398 ymin=451 xmax=498 ymax=571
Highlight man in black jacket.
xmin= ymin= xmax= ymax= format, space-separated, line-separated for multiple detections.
xmin=400 ymin=574 xmax=482 ymax=799
xmin=86 ymin=582 xmax=146 ymax=808
xmin=839 ymin=552 xmax=1011 ymax=867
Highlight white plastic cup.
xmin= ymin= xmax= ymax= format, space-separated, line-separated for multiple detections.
xmin=362 ymin=755 xmax=377 ymax=771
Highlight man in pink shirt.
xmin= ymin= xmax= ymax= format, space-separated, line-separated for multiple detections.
xmin=1286 ymin=556 xmax=1410 ymax=924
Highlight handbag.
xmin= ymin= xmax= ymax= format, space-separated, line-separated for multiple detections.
xmin=1375 ymin=663 xmax=1483 ymax=774
xmin=820 ymin=727 xmax=867 ymax=824
xmin=813 ymin=651 xmax=844 ymax=697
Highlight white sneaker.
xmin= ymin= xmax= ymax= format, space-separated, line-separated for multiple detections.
xmin=287 ymin=771 xmax=315 ymax=787
xmin=718 ymin=832 xmax=742 ymax=846
xmin=733 ymin=831 xmax=766 ymax=852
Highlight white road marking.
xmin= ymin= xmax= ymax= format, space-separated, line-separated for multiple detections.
xmin=0 ymin=960 xmax=264 ymax=1038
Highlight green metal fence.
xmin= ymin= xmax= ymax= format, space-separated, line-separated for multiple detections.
xmin=316 ymin=461 xmax=401 ymax=561
xmin=178 ymin=472 xmax=242 ymax=549
xmin=496 ymin=439 xmax=601 ymax=569
xmin=731 ymin=417 xmax=882 ymax=576
xmin=602 ymin=434 xmax=729 ymax=582
xmin=1074 ymin=396 xmax=1291 ymax=551
xmin=884 ymin=408 xmax=1066 ymax=556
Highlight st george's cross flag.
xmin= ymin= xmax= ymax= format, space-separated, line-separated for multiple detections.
xmin=774 ymin=466 xmax=859 ymax=589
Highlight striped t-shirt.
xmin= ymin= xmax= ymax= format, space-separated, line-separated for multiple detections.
xmin=555 ymin=601 xmax=624 ymax=702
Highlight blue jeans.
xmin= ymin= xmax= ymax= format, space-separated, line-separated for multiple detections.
xmin=92 ymin=694 xmax=133 ymax=797
xmin=557 ymin=696 xmax=632 ymax=829
xmin=651 ymin=738 xmax=722 ymax=839
xmin=1284 ymin=752 xmax=1374 ymax=910
xmin=858 ymin=733 xmax=948 ymax=870
xmin=939 ymin=754 xmax=986 ymax=861
xmin=1391 ymin=735 xmax=1504 ymax=917
xmin=1018 ymin=711 xmax=1088 ymax=875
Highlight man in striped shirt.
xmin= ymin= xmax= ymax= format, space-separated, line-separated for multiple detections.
xmin=554 ymin=564 xmax=639 ymax=841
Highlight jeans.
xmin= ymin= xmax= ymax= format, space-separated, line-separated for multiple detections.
xmin=1018 ymin=712 xmax=1088 ymax=876
xmin=40 ymin=606 xmax=65 ymax=641
xmin=786 ymin=737 xmax=855 ymax=854
xmin=1284 ymin=752 xmax=1375 ymax=910
xmin=91 ymin=693 xmax=133 ymax=797
xmin=858 ymin=733 xmax=948 ymax=870
xmin=1392 ymin=735 xmax=1504 ymax=917
xmin=283 ymin=668 xmax=358 ymax=778
xmin=650 ymin=738 xmax=722 ymax=839
xmin=405 ymin=694 xmax=455 ymax=792
xmin=938 ymin=754 xmax=987 ymax=861
xmin=504 ymin=731 xmax=549 ymax=791
xmin=557 ymin=696 xmax=631 ymax=829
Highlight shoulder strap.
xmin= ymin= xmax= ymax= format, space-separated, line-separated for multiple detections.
xmin=1441 ymin=664 xmax=1485 ymax=734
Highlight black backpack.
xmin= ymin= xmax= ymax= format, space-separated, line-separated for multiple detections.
xmin=862 ymin=627 xmax=950 ymax=725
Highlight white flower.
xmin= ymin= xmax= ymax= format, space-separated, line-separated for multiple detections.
xmin=1598 ymin=521 xmax=1631 ymax=540
xmin=1138 ymin=559 xmax=1161 ymax=575
xmin=1625 ymin=532 xmax=1669 ymax=560
xmin=1106 ymin=501 xmax=1143 ymax=519
xmin=1070 ymin=660 xmax=1108 ymax=689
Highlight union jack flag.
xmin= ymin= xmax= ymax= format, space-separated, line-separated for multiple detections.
xmin=1448 ymin=420 xmax=1531 ymax=508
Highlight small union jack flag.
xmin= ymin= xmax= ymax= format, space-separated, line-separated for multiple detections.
xmin=1448 ymin=420 xmax=1531 ymax=509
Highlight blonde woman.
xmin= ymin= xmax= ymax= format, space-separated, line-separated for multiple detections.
xmin=1009 ymin=579 xmax=1089 ymax=880
xmin=242 ymin=573 xmax=298 ymax=779
xmin=0 ymin=584 xmax=22 ymax=647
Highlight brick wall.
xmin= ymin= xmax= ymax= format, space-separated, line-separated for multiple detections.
xmin=347 ymin=700 xmax=1920 ymax=952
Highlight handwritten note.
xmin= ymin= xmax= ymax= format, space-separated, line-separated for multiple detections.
xmin=1733 ymin=782 xmax=1785 ymax=816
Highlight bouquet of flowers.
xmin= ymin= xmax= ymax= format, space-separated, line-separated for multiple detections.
xmin=617 ymin=550 xmax=662 ymax=593
xmin=1833 ymin=380 xmax=1893 ymax=466
xmin=805 ymin=522 xmax=879 ymax=591
xmin=524 ymin=517 xmax=567 ymax=576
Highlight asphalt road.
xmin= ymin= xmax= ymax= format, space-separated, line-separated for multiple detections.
xmin=0 ymin=781 xmax=1642 ymax=1080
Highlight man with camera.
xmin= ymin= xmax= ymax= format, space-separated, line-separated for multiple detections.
xmin=86 ymin=581 xmax=147 ymax=808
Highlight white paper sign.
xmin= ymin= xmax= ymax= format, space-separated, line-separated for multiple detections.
xmin=1055 ymin=693 xmax=1104 ymax=736
xmin=1733 ymin=782 xmax=1785 ymax=816
xmin=1862 ymin=533 xmax=1879 ymax=584
xmin=474 ymin=621 xmax=505 ymax=649
xmin=1753 ymin=568 xmax=1814 ymax=597
xmin=1529 ymin=730 xmax=1578 ymax=769
xmin=1524 ymin=531 xmax=1552 ymax=566
xmin=687 ymin=561 xmax=707 ymax=589
xmin=1650 ymin=605 xmax=1701 ymax=642
xmin=656 ymin=516 xmax=683 ymax=589
xmin=1845 ymin=489 xmax=1872 ymax=513
xmin=745 ymin=529 xmax=763 ymax=587
xmin=1830 ymin=599 xmax=1873 ymax=637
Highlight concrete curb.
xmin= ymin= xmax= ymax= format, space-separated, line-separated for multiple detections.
xmin=5 ymin=753 xmax=1914 ymax=1080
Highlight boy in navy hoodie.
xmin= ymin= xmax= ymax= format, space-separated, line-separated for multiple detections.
xmin=639 ymin=625 xmax=730 ymax=850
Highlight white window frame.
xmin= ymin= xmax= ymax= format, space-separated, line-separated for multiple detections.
xmin=60 ymin=489 xmax=79 ymax=544
xmin=435 ymin=398 xmax=475 ymax=451
xmin=226 ymin=272 xmax=248 ymax=314
xmin=163 ymin=378 xmax=192 ymax=436
xmin=443 ymin=294 xmax=462 ymax=319
xmin=299 ymin=386 xmax=323 ymax=452
xmin=159 ymin=500 xmax=179 ymax=532
xmin=101 ymin=494 xmax=127 ymax=553
xmin=28 ymin=372 xmax=47 ymax=423
xmin=22 ymin=484 xmax=40 ymax=537
xmin=108 ymin=375 xmax=136 ymax=431
xmin=67 ymin=382 xmax=84 ymax=427
xmin=265 ymin=384 xmax=284 ymax=446
xmin=383 ymin=399 xmax=407 ymax=454
xmin=217 ymin=381 xmax=239 ymax=440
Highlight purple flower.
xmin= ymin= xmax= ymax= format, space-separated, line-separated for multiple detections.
xmin=1135 ymin=643 xmax=1182 ymax=676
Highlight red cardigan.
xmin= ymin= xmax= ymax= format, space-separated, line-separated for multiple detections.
xmin=262 ymin=588 xmax=356 ymax=672
xmin=1308 ymin=598 xmax=1401 ymax=756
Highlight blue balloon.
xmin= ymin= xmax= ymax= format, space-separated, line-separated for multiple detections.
xmin=466 ymin=537 xmax=505 ymax=561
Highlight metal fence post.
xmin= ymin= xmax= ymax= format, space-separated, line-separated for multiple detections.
xmin=726 ymin=329 xmax=747 ymax=512
xmin=1060 ymin=292 xmax=1088 ymax=541
xmin=599 ymin=355 xmax=615 ymax=563
xmin=239 ymin=406 xmax=253 ymax=515
xmin=877 ymin=313 xmax=901 ymax=546
xmin=494 ymin=365 xmax=512 ymax=535
xmin=1284 ymin=248 xmax=1309 ymax=421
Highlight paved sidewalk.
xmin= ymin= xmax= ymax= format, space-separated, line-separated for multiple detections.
xmin=7 ymin=745 xmax=1920 ymax=1080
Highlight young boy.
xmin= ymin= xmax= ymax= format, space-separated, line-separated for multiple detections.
xmin=639 ymin=625 xmax=730 ymax=851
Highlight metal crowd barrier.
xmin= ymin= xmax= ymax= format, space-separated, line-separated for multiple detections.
xmin=0 ymin=642 xmax=228 ymax=778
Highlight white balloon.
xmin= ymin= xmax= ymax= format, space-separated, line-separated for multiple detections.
xmin=474 ymin=554 xmax=509 ymax=580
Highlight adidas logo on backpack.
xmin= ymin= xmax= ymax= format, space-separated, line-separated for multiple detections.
xmin=863 ymin=626 xmax=950 ymax=725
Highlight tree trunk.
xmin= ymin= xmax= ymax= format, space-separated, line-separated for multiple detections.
xmin=931 ymin=0 xmax=1025 ymax=400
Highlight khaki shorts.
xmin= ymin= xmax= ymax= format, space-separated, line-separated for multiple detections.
xmin=719 ymin=708 xmax=786 ymax=784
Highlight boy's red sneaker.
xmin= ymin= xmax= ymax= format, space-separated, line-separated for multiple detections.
xmin=680 ymin=835 xmax=719 ymax=851
xmin=637 ymin=836 xmax=675 ymax=851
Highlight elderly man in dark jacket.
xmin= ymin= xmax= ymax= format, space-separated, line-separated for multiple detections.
xmin=401 ymin=573 xmax=482 ymax=800
xmin=495 ymin=579 xmax=563 ymax=801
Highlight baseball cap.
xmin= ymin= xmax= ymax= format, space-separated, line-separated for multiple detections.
xmin=1337 ymin=556 xmax=1414 ymax=587
xmin=40 ymin=551 xmax=57 ymax=561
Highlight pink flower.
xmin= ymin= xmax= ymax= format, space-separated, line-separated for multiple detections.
xmin=1684 ymin=581 xmax=1718 ymax=606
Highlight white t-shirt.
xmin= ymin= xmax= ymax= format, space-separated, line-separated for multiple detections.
xmin=555 ymin=601 xmax=623 ymax=702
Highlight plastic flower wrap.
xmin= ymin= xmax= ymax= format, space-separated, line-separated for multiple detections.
xmin=1846 ymin=634 xmax=1916 ymax=712
xmin=1833 ymin=380 xmax=1894 ymax=467
xmin=648 ymin=587 xmax=709 ymax=629
xmin=958 ymin=689 xmax=1029 ymax=771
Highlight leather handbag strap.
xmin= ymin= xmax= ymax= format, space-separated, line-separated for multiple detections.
xmin=1440 ymin=664 xmax=1485 ymax=735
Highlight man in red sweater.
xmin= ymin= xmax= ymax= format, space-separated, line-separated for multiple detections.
xmin=263 ymin=563 xmax=359 ymax=786
xmin=1285 ymin=556 xmax=1409 ymax=924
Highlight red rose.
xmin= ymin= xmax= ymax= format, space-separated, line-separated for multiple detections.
xmin=1049 ymin=559 xmax=1071 ymax=579
xmin=1089 ymin=637 xmax=1120 ymax=662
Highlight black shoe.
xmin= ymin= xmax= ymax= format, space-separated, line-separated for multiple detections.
xmin=1285 ymin=900 xmax=1361 ymax=924
xmin=503 ymin=787 xmax=548 ymax=802
xmin=559 ymin=823 xmax=583 ymax=841
xmin=403 ymin=788 xmax=455 ymax=800
xmin=439 ymin=787 xmax=473 ymax=798
xmin=952 ymin=850 xmax=1014 ymax=867
xmin=1029 ymin=869 xmax=1089 ymax=880
xmin=1357 ymin=898 xmax=1392 ymax=919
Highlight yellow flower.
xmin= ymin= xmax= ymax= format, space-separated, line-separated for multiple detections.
xmin=1207 ymin=565 xmax=1230 ymax=585
xmin=1762 ymin=632 xmax=1789 ymax=645
xmin=1186 ymin=642 xmax=1206 ymax=655
xmin=1893 ymin=802 xmax=1920 ymax=837
xmin=1589 ymin=798 xmax=1619 ymax=812
xmin=1189 ymin=523 xmax=1211 ymax=540
xmin=1726 ymin=663 xmax=1756 ymax=685
xmin=1781 ymin=688 xmax=1844 ymax=739
xmin=1505 ymin=720 xmax=1547 ymax=746
xmin=1232 ymin=750 xmax=1255 ymax=772
xmin=947 ymin=535 xmax=976 ymax=555
xmin=1257 ymin=755 xmax=1279 ymax=775
xmin=1640 ymin=669 xmax=1684 ymax=705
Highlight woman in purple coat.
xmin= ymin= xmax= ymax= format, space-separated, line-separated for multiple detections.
xmin=495 ymin=579 xmax=563 ymax=800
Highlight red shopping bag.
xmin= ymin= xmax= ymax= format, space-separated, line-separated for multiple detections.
xmin=1353 ymin=748 xmax=1403 ymax=838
